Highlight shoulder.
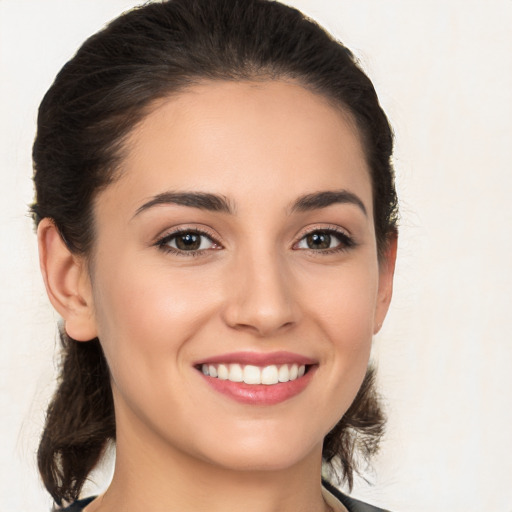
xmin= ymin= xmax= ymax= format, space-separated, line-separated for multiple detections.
xmin=60 ymin=497 xmax=96 ymax=511
xmin=322 ymin=480 xmax=391 ymax=512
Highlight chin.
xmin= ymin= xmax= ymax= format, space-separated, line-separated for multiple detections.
xmin=193 ymin=429 xmax=322 ymax=473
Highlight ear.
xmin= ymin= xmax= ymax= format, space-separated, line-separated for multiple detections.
xmin=373 ymin=232 xmax=398 ymax=334
xmin=37 ymin=218 xmax=98 ymax=341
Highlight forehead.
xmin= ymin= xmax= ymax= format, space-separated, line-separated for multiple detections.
xmin=103 ymin=80 xmax=373 ymax=216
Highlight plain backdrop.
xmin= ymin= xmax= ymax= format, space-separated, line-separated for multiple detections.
xmin=1 ymin=1 xmax=511 ymax=511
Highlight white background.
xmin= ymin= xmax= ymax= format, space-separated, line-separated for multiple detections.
xmin=1 ymin=1 xmax=511 ymax=511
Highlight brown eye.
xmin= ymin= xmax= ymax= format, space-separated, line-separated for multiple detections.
xmin=295 ymin=229 xmax=354 ymax=252
xmin=175 ymin=232 xmax=202 ymax=250
xmin=158 ymin=230 xmax=218 ymax=253
xmin=305 ymin=232 xmax=333 ymax=250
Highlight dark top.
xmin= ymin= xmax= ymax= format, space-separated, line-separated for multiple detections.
xmin=61 ymin=481 xmax=389 ymax=512
xmin=61 ymin=497 xmax=95 ymax=511
xmin=323 ymin=480 xmax=390 ymax=512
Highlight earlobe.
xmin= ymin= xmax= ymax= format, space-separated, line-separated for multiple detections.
xmin=373 ymin=233 xmax=398 ymax=334
xmin=37 ymin=218 xmax=97 ymax=341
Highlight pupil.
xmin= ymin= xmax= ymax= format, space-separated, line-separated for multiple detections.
xmin=307 ymin=232 xmax=330 ymax=249
xmin=176 ymin=233 xmax=200 ymax=250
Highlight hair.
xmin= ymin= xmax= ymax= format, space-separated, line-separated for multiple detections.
xmin=32 ymin=0 xmax=398 ymax=506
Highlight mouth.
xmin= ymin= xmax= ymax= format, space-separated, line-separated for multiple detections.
xmin=197 ymin=362 xmax=309 ymax=385
xmin=194 ymin=352 xmax=317 ymax=405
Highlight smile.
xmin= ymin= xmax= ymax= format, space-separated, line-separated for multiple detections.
xmin=201 ymin=363 xmax=307 ymax=385
xmin=195 ymin=352 xmax=317 ymax=405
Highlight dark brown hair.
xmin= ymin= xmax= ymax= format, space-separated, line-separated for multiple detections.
xmin=32 ymin=0 xmax=397 ymax=506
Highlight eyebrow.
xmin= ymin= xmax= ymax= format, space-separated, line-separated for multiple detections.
xmin=133 ymin=189 xmax=367 ymax=218
xmin=134 ymin=192 xmax=234 ymax=217
xmin=290 ymin=190 xmax=367 ymax=216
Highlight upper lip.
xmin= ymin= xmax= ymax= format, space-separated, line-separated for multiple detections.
xmin=194 ymin=351 xmax=317 ymax=367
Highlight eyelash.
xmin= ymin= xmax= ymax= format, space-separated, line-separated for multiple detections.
xmin=155 ymin=228 xmax=221 ymax=257
xmin=154 ymin=226 xmax=356 ymax=257
xmin=293 ymin=226 xmax=356 ymax=255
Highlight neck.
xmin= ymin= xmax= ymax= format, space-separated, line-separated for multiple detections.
xmin=89 ymin=406 xmax=329 ymax=512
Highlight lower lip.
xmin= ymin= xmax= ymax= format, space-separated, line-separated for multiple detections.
xmin=199 ymin=366 xmax=316 ymax=405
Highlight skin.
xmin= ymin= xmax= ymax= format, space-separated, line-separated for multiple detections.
xmin=38 ymin=80 xmax=396 ymax=512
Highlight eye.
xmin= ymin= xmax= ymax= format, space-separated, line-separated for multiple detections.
xmin=294 ymin=229 xmax=354 ymax=252
xmin=156 ymin=229 xmax=221 ymax=255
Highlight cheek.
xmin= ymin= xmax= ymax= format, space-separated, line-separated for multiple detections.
xmin=299 ymin=259 xmax=379 ymax=410
xmin=89 ymin=258 xmax=226 ymax=438
xmin=90 ymin=256 xmax=220 ymax=377
xmin=302 ymin=259 xmax=379 ymax=345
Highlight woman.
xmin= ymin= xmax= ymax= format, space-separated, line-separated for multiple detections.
xmin=32 ymin=0 xmax=398 ymax=511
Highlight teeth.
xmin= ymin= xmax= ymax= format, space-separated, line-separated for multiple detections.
xmin=217 ymin=364 xmax=228 ymax=380
xmin=243 ymin=365 xmax=261 ymax=384
xmin=201 ymin=363 xmax=307 ymax=385
xmin=228 ymin=363 xmax=243 ymax=382
xmin=278 ymin=364 xmax=289 ymax=382
xmin=261 ymin=365 xmax=279 ymax=385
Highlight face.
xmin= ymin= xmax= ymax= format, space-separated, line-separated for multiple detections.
xmin=83 ymin=80 xmax=394 ymax=472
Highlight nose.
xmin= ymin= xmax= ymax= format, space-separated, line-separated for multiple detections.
xmin=221 ymin=250 xmax=300 ymax=337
